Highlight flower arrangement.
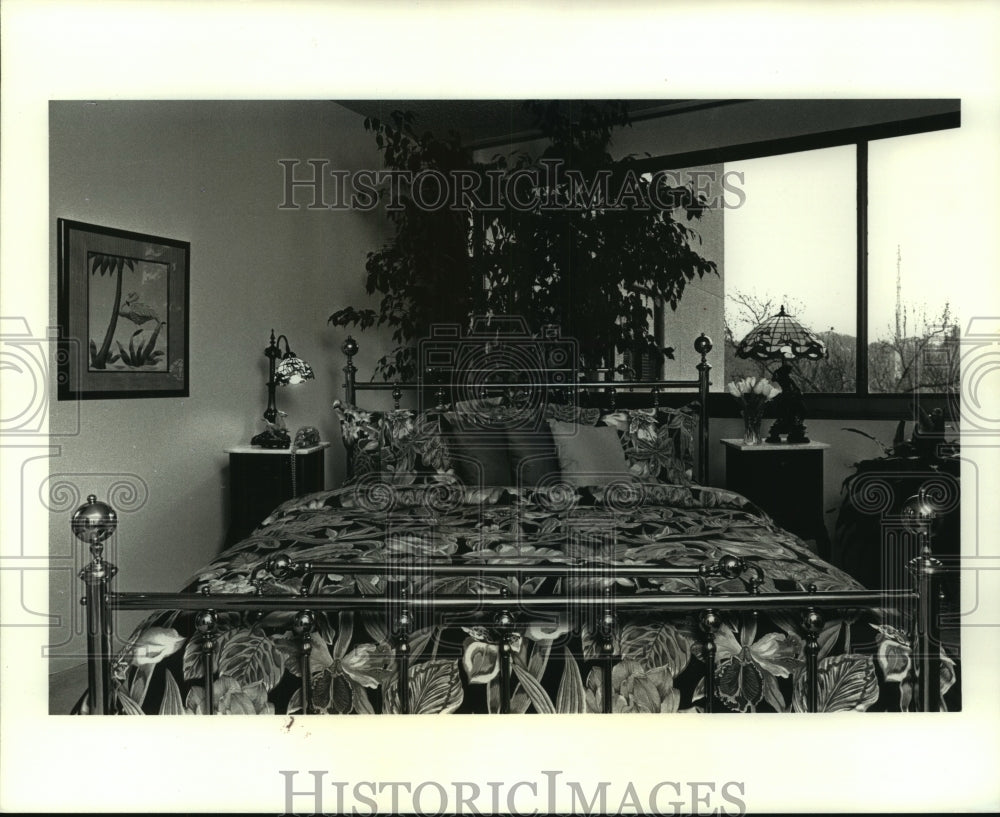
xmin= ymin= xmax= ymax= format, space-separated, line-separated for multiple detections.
xmin=727 ymin=376 xmax=781 ymax=445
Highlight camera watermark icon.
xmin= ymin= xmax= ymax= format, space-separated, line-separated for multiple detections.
xmin=0 ymin=317 xmax=81 ymax=437
xmin=417 ymin=316 xmax=578 ymax=424
xmin=948 ymin=316 xmax=1000 ymax=437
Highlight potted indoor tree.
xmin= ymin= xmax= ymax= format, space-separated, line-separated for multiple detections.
xmin=329 ymin=101 xmax=718 ymax=381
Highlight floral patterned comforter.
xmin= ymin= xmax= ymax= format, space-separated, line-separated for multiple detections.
xmin=95 ymin=481 xmax=958 ymax=715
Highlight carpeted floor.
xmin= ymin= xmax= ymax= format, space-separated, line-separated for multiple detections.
xmin=49 ymin=663 xmax=88 ymax=714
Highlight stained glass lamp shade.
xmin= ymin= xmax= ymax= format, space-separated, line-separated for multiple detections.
xmin=735 ymin=306 xmax=827 ymax=444
xmin=735 ymin=305 xmax=827 ymax=362
xmin=275 ymin=355 xmax=315 ymax=386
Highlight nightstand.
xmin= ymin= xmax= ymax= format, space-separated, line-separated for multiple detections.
xmin=224 ymin=442 xmax=330 ymax=546
xmin=721 ymin=439 xmax=831 ymax=557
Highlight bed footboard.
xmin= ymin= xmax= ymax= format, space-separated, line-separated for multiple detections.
xmin=72 ymin=494 xmax=948 ymax=715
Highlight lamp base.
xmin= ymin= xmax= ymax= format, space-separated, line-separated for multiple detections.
xmin=251 ymin=428 xmax=291 ymax=449
xmin=786 ymin=428 xmax=811 ymax=444
xmin=766 ymin=420 xmax=810 ymax=444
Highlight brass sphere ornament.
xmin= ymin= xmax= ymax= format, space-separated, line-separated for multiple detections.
xmin=694 ymin=333 xmax=713 ymax=356
xmin=292 ymin=610 xmax=316 ymax=637
xmin=267 ymin=553 xmax=292 ymax=578
xmin=699 ymin=608 xmax=721 ymax=634
xmin=902 ymin=488 xmax=937 ymax=533
xmin=718 ymin=554 xmax=742 ymax=579
xmin=341 ymin=336 xmax=359 ymax=357
xmin=194 ymin=609 xmax=218 ymax=636
xmin=801 ymin=608 xmax=824 ymax=636
xmin=71 ymin=495 xmax=118 ymax=563
xmin=71 ymin=494 xmax=118 ymax=545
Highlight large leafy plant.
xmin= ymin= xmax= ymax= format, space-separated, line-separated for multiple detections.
xmin=330 ymin=101 xmax=718 ymax=381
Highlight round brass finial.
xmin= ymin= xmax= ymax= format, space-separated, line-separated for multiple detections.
xmin=801 ymin=608 xmax=824 ymax=635
xmin=694 ymin=334 xmax=713 ymax=355
xmin=699 ymin=609 xmax=721 ymax=634
xmin=267 ymin=553 xmax=292 ymax=579
xmin=341 ymin=336 xmax=359 ymax=357
xmin=718 ymin=554 xmax=742 ymax=579
xmin=71 ymin=494 xmax=118 ymax=546
xmin=194 ymin=609 xmax=218 ymax=636
xmin=902 ymin=488 xmax=936 ymax=532
xmin=292 ymin=609 xmax=316 ymax=636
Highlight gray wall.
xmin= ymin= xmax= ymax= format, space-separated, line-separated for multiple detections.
xmin=47 ymin=100 xmax=393 ymax=672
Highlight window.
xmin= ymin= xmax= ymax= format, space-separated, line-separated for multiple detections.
xmin=723 ymin=145 xmax=857 ymax=393
xmin=867 ymin=130 xmax=963 ymax=395
xmin=630 ymin=104 xmax=961 ymax=416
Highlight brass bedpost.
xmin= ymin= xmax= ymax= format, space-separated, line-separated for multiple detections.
xmin=694 ymin=334 xmax=713 ymax=485
xmin=600 ymin=586 xmax=616 ymax=714
xmin=802 ymin=587 xmax=824 ymax=713
xmin=293 ymin=610 xmax=316 ymax=714
xmin=904 ymin=488 xmax=943 ymax=712
xmin=194 ymin=607 xmax=219 ymax=714
xmin=395 ymin=586 xmax=411 ymax=715
xmin=699 ymin=602 xmax=719 ymax=714
xmin=497 ymin=587 xmax=514 ymax=714
xmin=342 ymin=336 xmax=358 ymax=406
xmin=72 ymin=495 xmax=119 ymax=715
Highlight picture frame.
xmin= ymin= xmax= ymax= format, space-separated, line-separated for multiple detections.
xmin=57 ymin=219 xmax=190 ymax=400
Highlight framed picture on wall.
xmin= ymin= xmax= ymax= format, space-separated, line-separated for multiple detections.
xmin=57 ymin=219 xmax=190 ymax=400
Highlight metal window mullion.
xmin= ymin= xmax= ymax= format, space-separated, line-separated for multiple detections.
xmin=857 ymin=140 xmax=869 ymax=395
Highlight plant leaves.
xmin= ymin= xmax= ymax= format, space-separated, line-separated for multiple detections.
xmin=129 ymin=664 xmax=153 ymax=706
xmin=116 ymin=688 xmax=145 ymax=715
xmin=215 ymin=628 xmax=285 ymax=690
xmin=351 ymin=678 xmax=375 ymax=715
xmin=383 ymin=659 xmax=463 ymax=714
xmin=555 ymin=648 xmax=585 ymax=713
xmin=618 ymin=621 xmax=691 ymax=676
xmin=761 ymin=672 xmax=787 ymax=712
xmin=158 ymin=670 xmax=185 ymax=715
xmin=793 ymin=654 xmax=879 ymax=713
xmin=510 ymin=639 xmax=552 ymax=714
xmin=512 ymin=660 xmax=556 ymax=714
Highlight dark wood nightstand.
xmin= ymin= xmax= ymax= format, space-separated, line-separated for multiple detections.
xmin=721 ymin=438 xmax=830 ymax=557
xmin=224 ymin=442 xmax=329 ymax=546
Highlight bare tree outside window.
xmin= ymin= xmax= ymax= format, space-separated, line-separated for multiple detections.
xmin=723 ymin=291 xmax=856 ymax=393
xmin=867 ymin=249 xmax=960 ymax=394
xmin=724 ymin=285 xmax=959 ymax=396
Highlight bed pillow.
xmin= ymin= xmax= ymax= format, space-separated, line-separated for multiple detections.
xmin=333 ymin=401 xmax=448 ymax=484
xmin=441 ymin=411 xmax=562 ymax=488
xmin=548 ymin=420 xmax=632 ymax=487
xmin=440 ymin=413 xmax=511 ymax=487
xmin=506 ymin=425 xmax=562 ymax=490
xmin=597 ymin=404 xmax=698 ymax=485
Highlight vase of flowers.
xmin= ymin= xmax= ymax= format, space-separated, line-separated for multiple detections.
xmin=727 ymin=376 xmax=781 ymax=446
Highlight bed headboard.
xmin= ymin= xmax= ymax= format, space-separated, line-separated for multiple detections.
xmin=340 ymin=316 xmax=713 ymax=484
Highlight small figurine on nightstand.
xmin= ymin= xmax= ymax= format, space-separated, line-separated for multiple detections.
xmin=766 ymin=364 xmax=810 ymax=444
xmin=251 ymin=410 xmax=291 ymax=449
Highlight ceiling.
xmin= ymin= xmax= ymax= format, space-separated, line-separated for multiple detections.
xmin=336 ymin=99 xmax=738 ymax=150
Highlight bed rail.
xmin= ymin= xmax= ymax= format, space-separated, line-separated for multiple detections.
xmin=72 ymin=495 xmax=946 ymax=716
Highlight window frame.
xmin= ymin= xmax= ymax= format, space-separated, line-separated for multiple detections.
xmin=629 ymin=108 xmax=962 ymax=421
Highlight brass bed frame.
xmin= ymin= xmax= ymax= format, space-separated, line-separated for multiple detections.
xmin=74 ymin=328 xmax=948 ymax=715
